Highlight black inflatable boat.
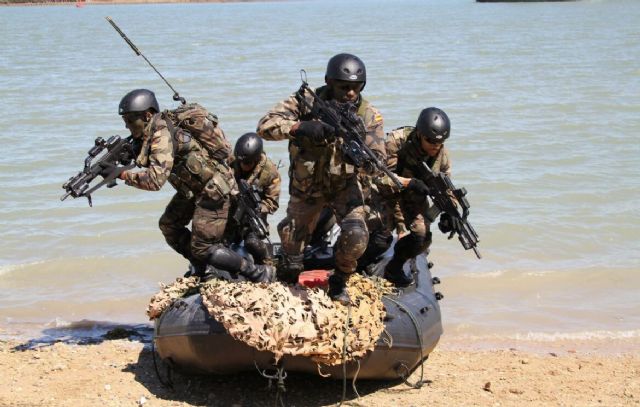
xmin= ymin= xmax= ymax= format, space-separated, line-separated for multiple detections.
xmin=153 ymin=249 xmax=443 ymax=380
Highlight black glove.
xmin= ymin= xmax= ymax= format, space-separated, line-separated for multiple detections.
xmin=294 ymin=121 xmax=335 ymax=144
xmin=362 ymin=160 xmax=376 ymax=175
xmin=438 ymin=213 xmax=461 ymax=234
xmin=407 ymin=178 xmax=430 ymax=195
xmin=99 ymin=163 xmax=116 ymax=179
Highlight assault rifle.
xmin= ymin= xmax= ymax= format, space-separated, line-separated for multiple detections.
xmin=296 ymin=72 xmax=403 ymax=190
xmin=420 ymin=162 xmax=481 ymax=259
xmin=60 ymin=135 xmax=137 ymax=207
xmin=233 ymin=179 xmax=271 ymax=244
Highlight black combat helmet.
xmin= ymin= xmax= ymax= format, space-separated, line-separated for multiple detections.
xmin=325 ymin=53 xmax=366 ymax=86
xmin=234 ymin=132 xmax=263 ymax=165
xmin=118 ymin=89 xmax=160 ymax=115
xmin=416 ymin=107 xmax=451 ymax=144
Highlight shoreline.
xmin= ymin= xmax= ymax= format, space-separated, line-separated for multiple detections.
xmin=3 ymin=318 xmax=639 ymax=356
xmin=1 ymin=336 xmax=637 ymax=406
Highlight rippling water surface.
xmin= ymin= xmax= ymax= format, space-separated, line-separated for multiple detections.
xmin=0 ymin=0 xmax=639 ymax=341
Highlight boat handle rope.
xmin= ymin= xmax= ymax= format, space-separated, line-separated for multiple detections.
xmin=254 ymin=361 xmax=287 ymax=407
xmin=316 ymin=363 xmax=332 ymax=378
xmin=151 ymin=340 xmax=175 ymax=390
xmin=383 ymin=295 xmax=428 ymax=389
xmin=380 ymin=328 xmax=393 ymax=348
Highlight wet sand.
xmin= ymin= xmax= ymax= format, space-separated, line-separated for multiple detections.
xmin=1 ymin=336 xmax=638 ymax=406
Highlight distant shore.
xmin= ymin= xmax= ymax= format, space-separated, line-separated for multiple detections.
xmin=1 ymin=0 xmax=267 ymax=5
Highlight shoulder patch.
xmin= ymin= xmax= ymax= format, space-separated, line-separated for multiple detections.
xmin=374 ymin=113 xmax=383 ymax=123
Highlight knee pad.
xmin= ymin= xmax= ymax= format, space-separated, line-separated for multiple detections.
xmin=206 ymin=244 xmax=243 ymax=272
xmin=245 ymin=235 xmax=269 ymax=264
xmin=336 ymin=218 xmax=368 ymax=259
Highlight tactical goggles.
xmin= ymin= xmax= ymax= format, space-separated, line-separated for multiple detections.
xmin=418 ymin=131 xmax=445 ymax=145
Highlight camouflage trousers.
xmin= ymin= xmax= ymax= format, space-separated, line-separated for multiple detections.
xmin=358 ymin=197 xmax=395 ymax=269
xmin=309 ymin=199 xmax=395 ymax=272
xmin=278 ymin=180 xmax=368 ymax=274
xmin=158 ymin=192 xmax=230 ymax=264
xmin=391 ymin=201 xmax=433 ymax=264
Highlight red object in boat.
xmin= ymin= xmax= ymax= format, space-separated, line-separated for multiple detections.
xmin=298 ymin=270 xmax=330 ymax=288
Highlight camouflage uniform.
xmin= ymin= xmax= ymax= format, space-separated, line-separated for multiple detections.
xmin=225 ymin=152 xmax=281 ymax=263
xmin=386 ymin=126 xmax=452 ymax=257
xmin=257 ymin=85 xmax=385 ymax=278
xmin=307 ymin=173 xmax=396 ymax=271
xmin=357 ymin=172 xmax=399 ymax=272
xmin=122 ymin=112 xmax=236 ymax=265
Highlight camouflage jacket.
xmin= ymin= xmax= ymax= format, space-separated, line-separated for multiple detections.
xmin=123 ymin=113 xmax=236 ymax=201
xmin=257 ymin=85 xmax=385 ymax=198
xmin=386 ymin=126 xmax=452 ymax=230
xmin=230 ymin=152 xmax=281 ymax=215
xmin=122 ymin=113 xmax=173 ymax=191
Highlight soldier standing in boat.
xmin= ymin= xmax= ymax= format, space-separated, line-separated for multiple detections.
xmin=257 ymin=53 xmax=386 ymax=304
xmin=307 ymin=174 xmax=400 ymax=275
xmin=116 ymin=89 xmax=274 ymax=282
xmin=384 ymin=107 xmax=453 ymax=286
xmin=225 ymin=132 xmax=281 ymax=265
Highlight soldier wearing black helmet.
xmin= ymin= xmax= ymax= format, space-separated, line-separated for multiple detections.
xmin=116 ymin=89 xmax=275 ymax=283
xmin=257 ymin=53 xmax=386 ymax=304
xmin=225 ymin=132 xmax=281 ymax=265
xmin=383 ymin=107 xmax=453 ymax=287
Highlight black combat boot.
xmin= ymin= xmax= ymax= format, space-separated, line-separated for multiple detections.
xmin=277 ymin=253 xmax=304 ymax=284
xmin=206 ymin=245 xmax=275 ymax=282
xmin=328 ymin=271 xmax=350 ymax=305
xmin=383 ymin=256 xmax=414 ymax=287
xmin=184 ymin=260 xmax=207 ymax=278
xmin=239 ymin=256 xmax=276 ymax=283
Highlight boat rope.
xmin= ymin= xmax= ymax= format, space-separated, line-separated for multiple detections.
xmin=254 ymin=361 xmax=287 ymax=407
xmin=338 ymin=302 xmax=352 ymax=406
xmin=351 ymin=359 xmax=362 ymax=399
xmin=383 ymin=295 xmax=428 ymax=389
xmin=316 ymin=364 xmax=332 ymax=378
xmin=151 ymin=341 xmax=174 ymax=390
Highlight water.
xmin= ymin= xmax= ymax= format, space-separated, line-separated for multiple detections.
xmin=0 ymin=0 xmax=639 ymax=343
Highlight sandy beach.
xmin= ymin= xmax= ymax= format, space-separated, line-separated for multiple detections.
xmin=1 ymin=335 xmax=638 ymax=407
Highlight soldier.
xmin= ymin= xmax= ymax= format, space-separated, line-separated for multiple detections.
xmin=384 ymin=107 xmax=452 ymax=286
xmin=116 ymin=89 xmax=274 ymax=282
xmin=226 ymin=132 xmax=281 ymax=265
xmin=306 ymin=180 xmax=397 ymax=276
xmin=257 ymin=53 xmax=386 ymax=304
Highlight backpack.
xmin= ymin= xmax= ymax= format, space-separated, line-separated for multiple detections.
xmin=164 ymin=102 xmax=231 ymax=162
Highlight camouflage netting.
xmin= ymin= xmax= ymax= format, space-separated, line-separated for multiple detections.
xmin=147 ymin=274 xmax=394 ymax=366
xmin=146 ymin=276 xmax=201 ymax=320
